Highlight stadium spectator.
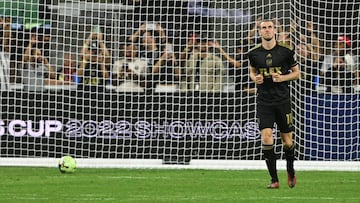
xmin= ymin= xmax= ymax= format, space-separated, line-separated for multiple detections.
xmin=291 ymin=20 xmax=321 ymax=62
xmin=129 ymin=23 xmax=172 ymax=90
xmin=58 ymin=52 xmax=78 ymax=82
xmin=22 ymin=48 xmax=71 ymax=91
xmin=320 ymin=35 xmax=358 ymax=73
xmin=8 ymin=21 xmax=29 ymax=84
xmin=273 ymin=18 xmax=284 ymax=33
xmin=0 ymin=16 xmax=11 ymax=52
xmin=319 ymin=35 xmax=358 ymax=92
xmin=112 ymin=42 xmax=147 ymax=92
xmin=76 ymin=40 xmax=110 ymax=91
xmin=128 ymin=22 xmax=167 ymax=45
xmin=289 ymin=20 xmax=322 ymax=93
xmin=80 ymin=32 xmax=111 ymax=65
xmin=305 ymin=21 xmax=321 ymax=62
xmin=178 ymin=33 xmax=200 ymax=89
xmin=236 ymin=41 xmax=256 ymax=94
xmin=0 ymin=16 xmax=12 ymax=89
xmin=129 ymin=23 xmax=167 ymax=67
xmin=296 ymin=43 xmax=319 ymax=94
xmin=277 ymin=31 xmax=292 ymax=48
xmin=24 ymin=26 xmax=52 ymax=63
xmin=322 ymin=56 xmax=354 ymax=93
xmin=210 ymin=40 xmax=242 ymax=68
xmin=180 ymin=38 xmax=225 ymax=92
xmin=179 ymin=32 xmax=200 ymax=67
xmin=247 ymin=16 xmax=262 ymax=46
xmin=209 ymin=39 xmax=255 ymax=94
xmin=152 ymin=43 xmax=181 ymax=92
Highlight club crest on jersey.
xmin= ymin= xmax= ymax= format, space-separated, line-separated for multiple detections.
xmin=266 ymin=58 xmax=272 ymax=66
xmin=266 ymin=53 xmax=272 ymax=66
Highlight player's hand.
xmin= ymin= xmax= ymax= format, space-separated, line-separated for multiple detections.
xmin=255 ymin=74 xmax=264 ymax=84
xmin=272 ymin=73 xmax=283 ymax=82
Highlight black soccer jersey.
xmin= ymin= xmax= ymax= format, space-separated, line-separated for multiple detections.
xmin=248 ymin=42 xmax=298 ymax=105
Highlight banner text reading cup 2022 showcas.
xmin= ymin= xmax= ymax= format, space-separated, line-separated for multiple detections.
xmin=1 ymin=91 xmax=359 ymax=160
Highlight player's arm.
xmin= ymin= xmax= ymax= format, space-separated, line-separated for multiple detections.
xmin=250 ymin=65 xmax=264 ymax=84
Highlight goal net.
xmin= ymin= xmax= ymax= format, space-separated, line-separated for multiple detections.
xmin=0 ymin=0 xmax=359 ymax=170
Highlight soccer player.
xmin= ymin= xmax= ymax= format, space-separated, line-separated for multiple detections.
xmin=247 ymin=19 xmax=300 ymax=189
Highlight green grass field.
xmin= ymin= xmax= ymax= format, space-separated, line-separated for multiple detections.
xmin=0 ymin=167 xmax=359 ymax=203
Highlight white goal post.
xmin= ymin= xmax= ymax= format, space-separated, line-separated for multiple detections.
xmin=0 ymin=0 xmax=359 ymax=171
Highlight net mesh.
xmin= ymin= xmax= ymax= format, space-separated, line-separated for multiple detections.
xmin=0 ymin=0 xmax=359 ymax=163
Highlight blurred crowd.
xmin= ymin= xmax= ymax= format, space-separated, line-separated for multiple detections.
xmin=0 ymin=14 xmax=359 ymax=94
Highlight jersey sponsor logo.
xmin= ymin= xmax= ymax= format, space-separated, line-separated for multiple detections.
xmin=258 ymin=67 xmax=282 ymax=77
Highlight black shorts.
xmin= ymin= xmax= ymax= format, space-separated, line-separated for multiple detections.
xmin=257 ymin=102 xmax=294 ymax=133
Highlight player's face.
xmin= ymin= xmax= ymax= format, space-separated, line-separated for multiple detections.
xmin=259 ymin=21 xmax=276 ymax=41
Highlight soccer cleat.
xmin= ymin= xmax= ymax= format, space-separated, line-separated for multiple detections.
xmin=288 ymin=173 xmax=296 ymax=188
xmin=267 ymin=182 xmax=279 ymax=189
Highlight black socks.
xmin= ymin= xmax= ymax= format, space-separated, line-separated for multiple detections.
xmin=263 ymin=144 xmax=278 ymax=183
xmin=284 ymin=144 xmax=295 ymax=178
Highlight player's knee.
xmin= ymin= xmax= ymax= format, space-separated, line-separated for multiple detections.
xmin=261 ymin=128 xmax=273 ymax=137
xmin=261 ymin=129 xmax=273 ymax=144
xmin=281 ymin=132 xmax=293 ymax=146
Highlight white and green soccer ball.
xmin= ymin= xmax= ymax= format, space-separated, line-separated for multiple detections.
xmin=58 ymin=156 xmax=77 ymax=173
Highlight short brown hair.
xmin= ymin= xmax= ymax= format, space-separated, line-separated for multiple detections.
xmin=260 ymin=19 xmax=276 ymax=28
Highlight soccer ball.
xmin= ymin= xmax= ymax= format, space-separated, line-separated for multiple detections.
xmin=58 ymin=156 xmax=77 ymax=173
